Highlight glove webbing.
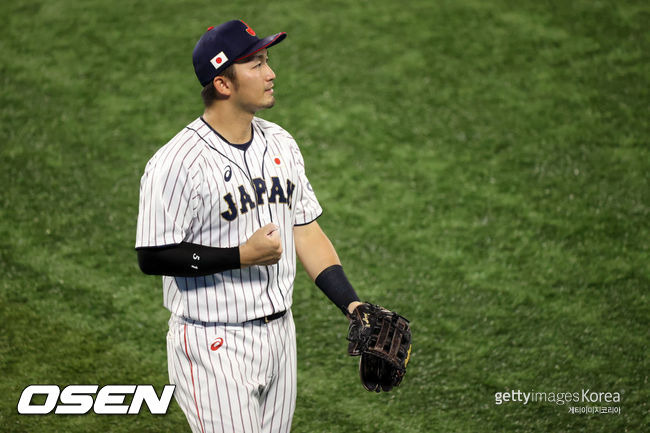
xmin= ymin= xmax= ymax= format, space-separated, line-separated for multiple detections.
xmin=368 ymin=314 xmax=409 ymax=366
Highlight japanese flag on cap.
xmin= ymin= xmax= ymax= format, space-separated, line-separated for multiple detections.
xmin=210 ymin=52 xmax=229 ymax=70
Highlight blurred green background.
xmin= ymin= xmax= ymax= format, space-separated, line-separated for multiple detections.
xmin=1 ymin=0 xmax=647 ymax=431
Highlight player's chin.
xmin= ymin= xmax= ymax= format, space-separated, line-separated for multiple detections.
xmin=262 ymin=96 xmax=276 ymax=109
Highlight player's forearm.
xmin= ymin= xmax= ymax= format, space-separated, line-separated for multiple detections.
xmin=294 ymin=222 xmax=341 ymax=280
xmin=314 ymin=264 xmax=361 ymax=315
xmin=136 ymin=242 xmax=240 ymax=277
xmin=295 ymin=222 xmax=360 ymax=315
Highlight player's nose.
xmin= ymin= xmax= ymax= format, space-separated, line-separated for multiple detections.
xmin=264 ymin=64 xmax=276 ymax=81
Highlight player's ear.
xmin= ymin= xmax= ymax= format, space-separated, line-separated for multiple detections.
xmin=213 ymin=75 xmax=233 ymax=97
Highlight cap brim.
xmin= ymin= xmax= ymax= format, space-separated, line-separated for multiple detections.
xmin=235 ymin=32 xmax=287 ymax=61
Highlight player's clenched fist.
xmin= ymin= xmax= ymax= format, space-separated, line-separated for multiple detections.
xmin=239 ymin=223 xmax=283 ymax=267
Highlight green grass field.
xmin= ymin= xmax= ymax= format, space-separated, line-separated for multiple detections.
xmin=1 ymin=0 xmax=648 ymax=431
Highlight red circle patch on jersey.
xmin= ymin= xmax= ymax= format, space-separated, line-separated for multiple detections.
xmin=274 ymin=157 xmax=281 ymax=165
xmin=210 ymin=337 xmax=223 ymax=351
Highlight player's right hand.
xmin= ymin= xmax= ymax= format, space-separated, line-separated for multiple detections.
xmin=239 ymin=223 xmax=283 ymax=267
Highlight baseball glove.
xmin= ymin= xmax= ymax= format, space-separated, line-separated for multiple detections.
xmin=347 ymin=303 xmax=412 ymax=392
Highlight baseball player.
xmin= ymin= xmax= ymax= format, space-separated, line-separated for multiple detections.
xmin=135 ymin=20 xmax=365 ymax=433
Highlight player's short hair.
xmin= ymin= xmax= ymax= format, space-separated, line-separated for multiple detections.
xmin=201 ymin=64 xmax=237 ymax=107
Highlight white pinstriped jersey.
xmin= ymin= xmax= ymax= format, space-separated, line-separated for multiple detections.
xmin=136 ymin=116 xmax=322 ymax=323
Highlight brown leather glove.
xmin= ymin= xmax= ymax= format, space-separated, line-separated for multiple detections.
xmin=347 ymin=303 xmax=412 ymax=392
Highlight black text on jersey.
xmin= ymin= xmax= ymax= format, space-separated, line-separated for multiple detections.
xmin=221 ymin=176 xmax=295 ymax=221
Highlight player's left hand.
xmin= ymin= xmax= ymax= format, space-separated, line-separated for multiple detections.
xmin=347 ymin=301 xmax=363 ymax=315
xmin=346 ymin=303 xmax=412 ymax=392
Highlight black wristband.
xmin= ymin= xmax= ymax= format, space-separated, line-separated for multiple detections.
xmin=137 ymin=242 xmax=240 ymax=277
xmin=314 ymin=264 xmax=360 ymax=315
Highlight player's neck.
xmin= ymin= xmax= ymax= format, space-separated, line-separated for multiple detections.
xmin=202 ymin=104 xmax=254 ymax=144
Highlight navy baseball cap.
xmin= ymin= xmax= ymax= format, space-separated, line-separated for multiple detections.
xmin=193 ymin=20 xmax=287 ymax=86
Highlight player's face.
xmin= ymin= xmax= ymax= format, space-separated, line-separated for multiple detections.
xmin=231 ymin=49 xmax=276 ymax=113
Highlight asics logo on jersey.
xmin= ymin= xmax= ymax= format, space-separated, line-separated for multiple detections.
xmin=221 ymin=176 xmax=296 ymax=221
xmin=224 ymin=166 xmax=232 ymax=182
xmin=210 ymin=338 xmax=224 ymax=351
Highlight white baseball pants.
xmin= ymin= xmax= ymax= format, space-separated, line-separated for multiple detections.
xmin=167 ymin=311 xmax=297 ymax=433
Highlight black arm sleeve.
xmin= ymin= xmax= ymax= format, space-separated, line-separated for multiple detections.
xmin=136 ymin=242 xmax=240 ymax=277
xmin=314 ymin=264 xmax=361 ymax=315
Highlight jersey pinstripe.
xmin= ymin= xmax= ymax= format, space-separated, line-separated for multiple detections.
xmin=136 ymin=116 xmax=322 ymax=323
